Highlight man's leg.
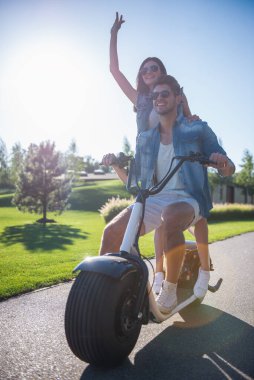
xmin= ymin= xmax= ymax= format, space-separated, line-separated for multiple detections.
xmin=99 ymin=208 xmax=131 ymax=255
xmin=99 ymin=207 xmax=146 ymax=255
xmin=163 ymin=202 xmax=195 ymax=282
xmin=156 ymin=202 xmax=195 ymax=313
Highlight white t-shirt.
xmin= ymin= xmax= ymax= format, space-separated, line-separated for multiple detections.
xmin=156 ymin=143 xmax=186 ymax=194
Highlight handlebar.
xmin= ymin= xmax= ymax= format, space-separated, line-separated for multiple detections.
xmin=175 ymin=152 xmax=216 ymax=166
xmin=149 ymin=152 xmax=215 ymax=196
xmin=100 ymin=151 xmax=215 ymax=196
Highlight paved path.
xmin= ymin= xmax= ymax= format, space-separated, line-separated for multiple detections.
xmin=1 ymin=232 xmax=254 ymax=380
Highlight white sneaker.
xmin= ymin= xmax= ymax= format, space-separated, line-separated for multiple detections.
xmin=193 ymin=268 xmax=210 ymax=298
xmin=152 ymin=272 xmax=164 ymax=295
xmin=156 ymin=280 xmax=177 ymax=314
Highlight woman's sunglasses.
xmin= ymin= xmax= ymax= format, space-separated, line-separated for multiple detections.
xmin=151 ymin=90 xmax=171 ymax=100
xmin=140 ymin=64 xmax=159 ymax=76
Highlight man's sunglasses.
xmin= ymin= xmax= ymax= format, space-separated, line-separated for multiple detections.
xmin=140 ymin=64 xmax=159 ymax=76
xmin=151 ymin=90 xmax=171 ymax=100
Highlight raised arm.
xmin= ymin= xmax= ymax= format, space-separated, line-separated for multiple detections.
xmin=181 ymin=93 xmax=192 ymax=118
xmin=182 ymin=92 xmax=202 ymax=121
xmin=110 ymin=12 xmax=137 ymax=105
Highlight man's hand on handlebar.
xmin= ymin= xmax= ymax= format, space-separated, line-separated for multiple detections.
xmin=101 ymin=153 xmax=118 ymax=167
xmin=208 ymin=153 xmax=229 ymax=169
xmin=101 ymin=152 xmax=129 ymax=185
xmin=101 ymin=152 xmax=132 ymax=168
xmin=208 ymin=153 xmax=235 ymax=176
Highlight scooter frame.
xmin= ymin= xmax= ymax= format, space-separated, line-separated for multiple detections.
xmin=74 ymin=152 xmax=222 ymax=324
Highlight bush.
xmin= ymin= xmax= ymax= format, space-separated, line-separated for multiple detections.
xmin=99 ymin=196 xmax=134 ymax=223
xmin=210 ymin=203 xmax=254 ymax=220
xmin=0 ymin=193 xmax=14 ymax=207
xmin=99 ymin=200 xmax=254 ymax=224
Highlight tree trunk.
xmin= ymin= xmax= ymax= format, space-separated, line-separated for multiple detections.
xmin=42 ymin=199 xmax=47 ymax=225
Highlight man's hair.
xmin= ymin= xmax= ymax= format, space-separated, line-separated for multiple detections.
xmin=153 ymin=74 xmax=181 ymax=96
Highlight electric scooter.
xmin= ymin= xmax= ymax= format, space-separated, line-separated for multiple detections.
xmin=64 ymin=152 xmax=222 ymax=367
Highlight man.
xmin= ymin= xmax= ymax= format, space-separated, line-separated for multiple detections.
xmin=101 ymin=75 xmax=235 ymax=313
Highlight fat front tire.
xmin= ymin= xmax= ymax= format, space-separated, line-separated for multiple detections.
xmin=65 ymin=270 xmax=142 ymax=367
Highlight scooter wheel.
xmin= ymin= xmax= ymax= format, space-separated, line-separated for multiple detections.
xmin=65 ymin=270 xmax=142 ymax=367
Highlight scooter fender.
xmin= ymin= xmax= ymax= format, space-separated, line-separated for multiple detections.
xmin=73 ymin=254 xmax=138 ymax=280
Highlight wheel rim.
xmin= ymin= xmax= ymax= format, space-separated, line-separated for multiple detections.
xmin=116 ymin=291 xmax=138 ymax=338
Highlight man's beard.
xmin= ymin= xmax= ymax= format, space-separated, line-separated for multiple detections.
xmin=156 ymin=108 xmax=173 ymax=115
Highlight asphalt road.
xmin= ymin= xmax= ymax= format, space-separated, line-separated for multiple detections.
xmin=1 ymin=232 xmax=254 ymax=380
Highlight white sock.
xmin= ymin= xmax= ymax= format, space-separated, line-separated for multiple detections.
xmin=155 ymin=272 xmax=164 ymax=283
xmin=163 ymin=280 xmax=177 ymax=292
xmin=199 ymin=268 xmax=210 ymax=279
xmin=194 ymin=268 xmax=210 ymax=298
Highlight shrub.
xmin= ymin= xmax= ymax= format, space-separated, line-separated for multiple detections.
xmin=210 ymin=203 xmax=254 ymax=220
xmin=99 ymin=196 xmax=134 ymax=223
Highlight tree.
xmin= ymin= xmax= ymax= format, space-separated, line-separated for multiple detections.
xmin=0 ymin=138 xmax=10 ymax=188
xmin=84 ymin=155 xmax=100 ymax=173
xmin=234 ymin=149 xmax=254 ymax=203
xmin=13 ymin=141 xmax=72 ymax=224
xmin=122 ymin=136 xmax=134 ymax=156
xmin=65 ymin=140 xmax=85 ymax=179
xmin=9 ymin=142 xmax=25 ymax=187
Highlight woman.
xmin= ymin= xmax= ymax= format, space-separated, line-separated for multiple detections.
xmin=110 ymin=15 xmax=193 ymax=133
xmin=109 ymin=12 xmax=210 ymax=298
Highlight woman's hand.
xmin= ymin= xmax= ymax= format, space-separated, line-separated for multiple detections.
xmin=187 ymin=114 xmax=201 ymax=122
xmin=111 ymin=12 xmax=125 ymax=34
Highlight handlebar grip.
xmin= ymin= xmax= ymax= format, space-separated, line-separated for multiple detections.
xmin=99 ymin=158 xmax=118 ymax=166
xmin=100 ymin=153 xmax=132 ymax=168
xmin=199 ymin=157 xmax=216 ymax=166
xmin=176 ymin=153 xmax=216 ymax=166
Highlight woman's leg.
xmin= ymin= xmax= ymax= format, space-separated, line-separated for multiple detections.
xmin=193 ymin=218 xmax=210 ymax=297
xmin=194 ymin=218 xmax=210 ymax=271
xmin=153 ymin=227 xmax=165 ymax=294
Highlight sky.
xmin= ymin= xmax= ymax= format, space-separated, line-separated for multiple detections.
xmin=0 ymin=0 xmax=254 ymax=171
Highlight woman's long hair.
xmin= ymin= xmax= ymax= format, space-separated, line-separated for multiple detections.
xmin=136 ymin=57 xmax=167 ymax=94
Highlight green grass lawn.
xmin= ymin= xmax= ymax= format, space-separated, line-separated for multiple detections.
xmin=0 ymin=180 xmax=254 ymax=300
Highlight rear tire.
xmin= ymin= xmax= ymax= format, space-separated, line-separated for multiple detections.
xmin=65 ymin=270 xmax=142 ymax=367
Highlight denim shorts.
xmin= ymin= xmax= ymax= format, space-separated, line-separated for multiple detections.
xmin=130 ymin=191 xmax=200 ymax=234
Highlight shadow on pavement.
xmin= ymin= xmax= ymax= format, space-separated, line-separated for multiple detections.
xmin=80 ymin=305 xmax=254 ymax=380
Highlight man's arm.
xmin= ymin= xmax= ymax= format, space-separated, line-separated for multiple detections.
xmin=197 ymin=122 xmax=235 ymax=176
xmin=199 ymin=122 xmax=235 ymax=176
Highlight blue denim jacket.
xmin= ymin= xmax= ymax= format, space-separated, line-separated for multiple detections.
xmin=133 ymin=114 xmax=227 ymax=217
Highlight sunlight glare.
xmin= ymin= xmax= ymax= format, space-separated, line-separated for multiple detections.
xmin=6 ymin=38 xmax=91 ymax=145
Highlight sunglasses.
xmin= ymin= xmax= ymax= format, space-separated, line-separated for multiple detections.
xmin=151 ymin=90 xmax=171 ymax=100
xmin=140 ymin=64 xmax=159 ymax=76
